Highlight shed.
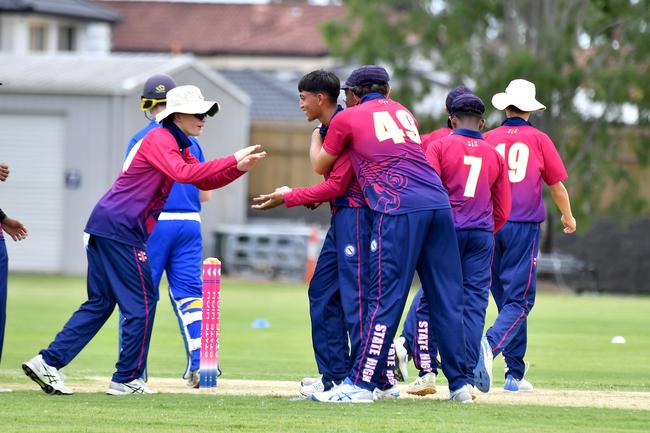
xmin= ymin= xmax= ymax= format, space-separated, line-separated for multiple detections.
xmin=0 ymin=53 xmax=250 ymax=274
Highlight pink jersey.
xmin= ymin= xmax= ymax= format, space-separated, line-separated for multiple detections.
xmin=484 ymin=118 xmax=568 ymax=222
xmin=323 ymin=95 xmax=449 ymax=214
xmin=85 ymin=127 xmax=243 ymax=248
xmin=421 ymin=126 xmax=452 ymax=153
xmin=284 ymin=149 xmax=366 ymax=210
xmin=426 ymin=129 xmax=511 ymax=232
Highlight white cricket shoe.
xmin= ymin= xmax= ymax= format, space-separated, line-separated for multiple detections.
xmin=106 ymin=378 xmax=157 ymax=395
xmin=468 ymin=384 xmax=478 ymax=401
xmin=373 ymin=384 xmax=400 ymax=400
xmin=449 ymin=385 xmax=474 ymax=404
xmin=406 ymin=372 xmax=437 ymax=396
xmin=393 ymin=336 xmax=409 ymax=382
xmin=300 ymin=377 xmax=340 ymax=397
xmin=473 ymin=336 xmax=493 ymax=393
xmin=22 ymin=355 xmax=73 ymax=395
xmin=0 ymin=387 xmax=12 ymax=393
xmin=311 ymin=378 xmax=373 ymax=403
xmin=503 ymin=375 xmax=534 ymax=392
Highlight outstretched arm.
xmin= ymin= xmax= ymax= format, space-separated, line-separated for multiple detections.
xmin=145 ymin=131 xmax=266 ymax=190
xmin=252 ymin=151 xmax=355 ymax=210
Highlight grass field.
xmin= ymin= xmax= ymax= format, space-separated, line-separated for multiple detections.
xmin=1 ymin=273 xmax=649 ymax=432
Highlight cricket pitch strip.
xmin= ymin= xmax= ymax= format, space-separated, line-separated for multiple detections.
xmin=4 ymin=376 xmax=648 ymax=410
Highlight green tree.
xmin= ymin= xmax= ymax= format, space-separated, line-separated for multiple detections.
xmin=322 ymin=0 xmax=650 ymax=227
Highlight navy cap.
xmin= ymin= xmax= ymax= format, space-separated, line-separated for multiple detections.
xmin=342 ymin=65 xmax=390 ymax=89
xmin=449 ymin=94 xmax=485 ymax=116
xmin=445 ymin=86 xmax=472 ymax=111
xmin=142 ymin=74 xmax=176 ymax=100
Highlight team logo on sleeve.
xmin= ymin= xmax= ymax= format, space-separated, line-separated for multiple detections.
xmin=344 ymin=245 xmax=356 ymax=257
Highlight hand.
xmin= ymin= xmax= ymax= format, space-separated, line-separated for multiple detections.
xmin=0 ymin=163 xmax=8 ymax=182
xmin=251 ymin=186 xmax=292 ymax=210
xmin=234 ymin=145 xmax=267 ymax=172
xmin=304 ymin=202 xmax=323 ymax=210
xmin=561 ymin=215 xmax=576 ymax=234
xmin=2 ymin=217 xmax=28 ymax=241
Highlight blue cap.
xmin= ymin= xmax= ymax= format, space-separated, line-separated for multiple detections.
xmin=342 ymin=65 xmax=390 ymax=88
xmin=449 ymin=94 xmax=485 ymax=116
xmin=142 ymin=74 xmax=176 ymax=100
xmin=445 ymin=86 xmax=473 ymax=111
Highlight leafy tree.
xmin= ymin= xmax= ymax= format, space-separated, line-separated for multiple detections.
xmin=322 ymin=0 xmax=650 ymax=230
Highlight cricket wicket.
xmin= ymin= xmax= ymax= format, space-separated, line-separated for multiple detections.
xmin=200 ymin=257 xmax=221 ymax=389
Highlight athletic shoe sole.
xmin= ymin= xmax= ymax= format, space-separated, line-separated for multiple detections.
xmin=393 ymin=339 xmax=409 ymax=382
xmin=311 ymin=395 xmax=373 ymax=404
xmin=473 ymin=339 xmax=493 ymax=393
xmin=406 ymin=386 xmax=437 ymax=396
xmin=21 ymin=363 xmax=70 ymax=395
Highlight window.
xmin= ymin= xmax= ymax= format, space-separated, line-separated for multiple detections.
xmin=29 ymin=23 xmax=47 ymax=52
xmin=58 ymin=25 xmax=77 ymax=52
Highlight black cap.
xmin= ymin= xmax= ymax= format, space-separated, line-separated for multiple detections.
xmin=342 ymin=65 xmax=390 ymax=89
xmin=449 ymin=94 xmax=485 ymax=116
xmin=142 ymin=74 xmax=176 ymax=100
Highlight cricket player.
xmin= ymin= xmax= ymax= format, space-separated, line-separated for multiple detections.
xmin=394 ymin=95 xmax=511 ymax=397
xmin=253 ymin=70 xmax=372 ymax=397
xmin=22 ymin=85 xmax=266 ymax=396
xmin=120 ymin=74 xmax=214 ymax=388
xmin=393 ymin=85 xmax=474 ymax=383
xmin=474 ymin=79 xmax=576 ymax=394
xmin=420 ymin=85 xmax=473 ymax=151
xmin=310 ymin=65 xmax=472 ymax=403
xmin=0 ymin=160 xmax=29 ymax=393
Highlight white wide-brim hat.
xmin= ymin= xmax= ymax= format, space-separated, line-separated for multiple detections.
xmin=492 ymin=79 xmax=546 ymax=112
xmin=156 ymin=85 xmax=220 ymax=122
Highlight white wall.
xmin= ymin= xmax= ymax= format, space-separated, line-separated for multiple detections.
xmin=0 ymin=13 xmax=111 ymax=55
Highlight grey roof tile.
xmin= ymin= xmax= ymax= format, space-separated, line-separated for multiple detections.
xmin=218 ymin=69 xmax=305 ymax=121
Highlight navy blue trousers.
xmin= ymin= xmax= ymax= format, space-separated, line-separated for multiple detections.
xmin=0 ymin=237 xmax=7 ymax=364
xmin=488 ymin=222 xmax=540 ymax=380
xmin=119 ymin=219 xmax=203 ymax=377
xmin=350 ymin=209 xmax=467 ymax=392
xmin=42 ymin=235 xmax=157 ymax=383
xmin=403 ymin=230 xmax=494 ymax=385
xmin=309 ymin=207 xmax=372 ymax=382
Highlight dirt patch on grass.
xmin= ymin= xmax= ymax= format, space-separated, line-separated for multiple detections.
xmin=7 ymin=377 xmax=649 ymax=410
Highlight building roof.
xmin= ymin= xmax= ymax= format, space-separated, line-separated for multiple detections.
xmin=0 ymin=0 xmax=120 ymax=22
xmin=97 ymin=1 xmax=342 ymax=56
xmin=0 ymin=53 xmax=248 ymax=104
xmin=218 ymin=69 xmax=304 ymax=121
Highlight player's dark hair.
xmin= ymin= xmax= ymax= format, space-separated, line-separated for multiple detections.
xmin=351 ymin=83 xmax=390 ymax=98
xmin=298 ymin=70 xmax=340 ymax=103
xmin=506 ymin=105 xmax=528 ymax=115
xmin=453 ymin=111 xmax=483 ymax=127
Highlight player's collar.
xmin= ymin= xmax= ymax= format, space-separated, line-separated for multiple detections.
xmin=319 ymin=105 xmax=344 ymax=138
xmin=502 ymin=117 xmax=531 ymax=126
xmin=452 ymin=128 xmax=483 ymax=139
xmin=162 ymin=118 xmax=194 ymax=150
xmin=360 ymin=93 xmax=386 ymax=104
